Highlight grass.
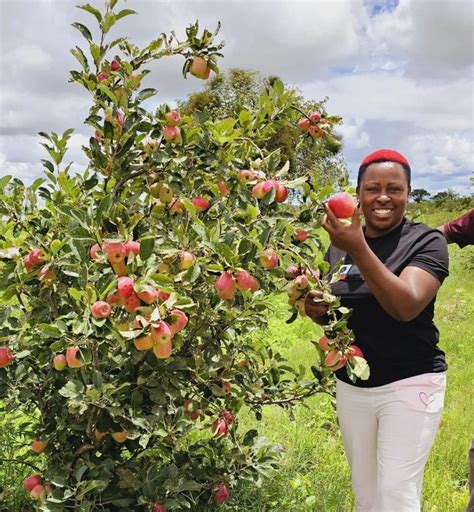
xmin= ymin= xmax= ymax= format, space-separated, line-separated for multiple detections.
xmin=1 ymin=206 xmax=473 ymax=511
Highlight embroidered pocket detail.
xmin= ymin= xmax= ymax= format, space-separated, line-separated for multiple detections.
xmin=419 ymin=392 xmax=435 ymax=408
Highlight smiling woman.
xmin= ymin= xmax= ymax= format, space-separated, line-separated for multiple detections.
xmin=305 ymin=149 xmax=450 ymax=512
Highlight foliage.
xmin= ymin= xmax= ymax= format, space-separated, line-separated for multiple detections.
xmin=0 ymin=1 xmax=358 ymax=510
xmin=411 ymin=188 xmax=430 ymax=203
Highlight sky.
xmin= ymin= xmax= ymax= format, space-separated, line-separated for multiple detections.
xmin=0 ymin=0 xmax=473 ymax=196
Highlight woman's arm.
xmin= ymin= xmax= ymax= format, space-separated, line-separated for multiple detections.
xmin=322 ymin=206 xmax=441 ymax=322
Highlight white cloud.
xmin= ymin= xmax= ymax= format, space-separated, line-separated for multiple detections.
xmin=5 ymin=45 xmax=52 ymax=70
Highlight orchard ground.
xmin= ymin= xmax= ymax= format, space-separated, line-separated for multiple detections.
xmin=1 ymin=205 xmax=473 ymax=511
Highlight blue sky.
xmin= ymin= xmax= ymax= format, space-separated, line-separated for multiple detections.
xmin=0 ymin=0 xmax=472 ymax=196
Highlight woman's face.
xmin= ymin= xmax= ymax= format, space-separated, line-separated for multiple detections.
xmin=357 ymin=161 xmax=410 ymax=237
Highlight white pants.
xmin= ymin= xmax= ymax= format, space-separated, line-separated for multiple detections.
xmin=336 ymin=373 xmax=446 ymax=512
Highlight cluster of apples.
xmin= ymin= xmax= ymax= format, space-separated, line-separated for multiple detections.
xmin=233 ymin=169 xmax=289 ymax=204
xmin=212 ymin=408 xmax=235 ymax=438
xmin=23 ymin=474 xmax=50 ymax=501
xmin=22 ymin=248 xmax=55 ymax=283
xmin=90 ymin=239 xmax=140 ymax=277
xmin=297 ymin=110 xmax=326 ymax=138
xmin=318 ymin=336 xmax=364 ymax=372
xmin=214 ymin=270 xmax=260 ymax=300
xmin=150 ymin=183 xmax=210 ymax=217
xmin=163 ymin=109 xmax=181 ymax=143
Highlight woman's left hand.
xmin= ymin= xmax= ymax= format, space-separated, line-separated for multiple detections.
xmin=322 ymin=203 xmax=366 ymax=255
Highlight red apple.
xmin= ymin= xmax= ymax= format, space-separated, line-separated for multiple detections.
xmin=168 ymin=309 xmax=188 ymax=334
xmin=259 ymin=248 xmax=278 ymax=269
xmin=327 ymin=192 xmax=357 ymax=218
xmin=111 ymin=431 xmax=128 ymax=443
xmin=179 ymin=251 xmax=195 ymax=270
xmin=124 ymin=292 xmax=141 ymax=313
xmin=106 ymin=292 xmax=124 ymax=307
xmin=217 ymin=180 xmax=230 ymax=195
xmin=91 ymin=301 xmax=112 ymax=319
xmin=294 ymin=229 xmax=308 ymax=242
xmin=298 ymin=118 xmax=310 ymax=131
xmin=30 ymin=484 xmax=45 ymax=500
xmin=151 ymin=321 xmax=173 ymax=344
xmin=251 ymin=182 xmax=265 ymax=199
xmin=134 ymin=335 xmax=153 ymax=351
xmin=190 ymin=56 xmax=210 ymax=79
xmin=261 ymin=180 xmax=279 ymax=196
xmin=90 ymin=243 xmax=102 ymax=261
xmin=110 ymin=59 xmax=121 ymax=72
xmin=318 ymin=336 xmax=332 ymax=351
xmin=52 ymin=354 xmax=66 ymax=371
xmin=66 ymin=346 xmax=83 ymax=368
xmin=235 ymin=271 xmax=260 ymax=292
xmin=27 ymin=249 xmax=47 ymax=267
xmin=117 ymin=277 xmax=135 ymax=298
xmin=163 ymin=125 xmax=181 ymax=143
xmin=324 ymin=349 xmax=347 ymax=371
xmin=125 ymin=241 xmax=140 ymax=256
xmin=24 ymin=474 xmax=42 ymax=491
xmin=0 ymin=347 xmax=14 ymax=368
xmin=213 ymin=482 xmax=230 ymax=505
xmin=153 ymin=339 xmax=172 ymax=359
xmin=220 ymin=409 xmax=234 ymax=424
xmin=347 ymin=345 xmax=364 ymax=359
xmin=238 ymin=169 xmax=254 ymax=183
xmin=38 ymin=266 xmax=55 ymax=283
xmin=215 ymin=272 xmax=236 ymax=300
xmin=294 ymin=274 xmax=309 ymax=290
xmin=31 ymin=439 xmax=46 ymax=454
xmin=221 ymin=381 xmax=232 ymax=394
xmin=106 ymin=242 xmax=127 ymax=264
xmin=152 ymin=502 xmax=167 ymax=512
xmin=165 ymin=110 xmax=180 ymax=127
xmin=192 ymin=196 xmax=210 ymax=212
xmin=275 ymin=184 xmax=288 ymax=203
xmin=309 ymin=111 xmax=321 ymax=123
xmin=97 ymin=71 xmax=109 ymax=82
xmin=212 ymin=418 xmax=229 ymax=437
xmin=285 ymin=265 xmax=302 ymax=280
xmin=136 ymin=287 xmax=160 ymax=305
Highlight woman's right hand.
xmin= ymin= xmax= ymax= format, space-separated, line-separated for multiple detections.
xmin=304 ymin=290 xmax=330 ymax=325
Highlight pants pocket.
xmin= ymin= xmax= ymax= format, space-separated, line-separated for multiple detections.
xmin=393 ymin=373 xmax=446 ymax=414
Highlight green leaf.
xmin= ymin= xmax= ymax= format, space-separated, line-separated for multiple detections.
xmin=140 ymin=237 xmax=155 ymax=260
xmin=90 ymin=44 xmax=102 ymax=67
xmin=59 ymin=379 xmax=85 ymax=399
xmin=38 ymin=323 xmax=62 ymax=338
xmin=137 ymin=88 xmax=157 ymax=102
xmin=102 ymin=13 xmax=116 ymax=34
xmin=77 ymin=4 xmax=102 ymax=23
xmin=352 ymin=356 xmax=370 ymax=380
xmin=71 ymin=22 xmax=93 ymax=43
xmin=70 ymin=47 xmax=90 ymax=72
xmin=115 ymin=9 xmax=137 ymax=21
xmin=97 ymin=84 xmax=118 ymax=104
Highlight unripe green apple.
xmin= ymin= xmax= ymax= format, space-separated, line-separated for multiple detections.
xmin=53 ymin=354 xmax=67 ymax=371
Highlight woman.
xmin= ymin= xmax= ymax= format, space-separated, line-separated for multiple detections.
xmin=305 ymin=149 xmax=449 ymax=512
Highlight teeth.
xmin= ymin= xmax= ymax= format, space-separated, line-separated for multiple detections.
xmin=374 ymin=209 xmax=392 ymax=215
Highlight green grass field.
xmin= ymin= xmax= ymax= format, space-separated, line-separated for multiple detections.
xmin=1 ymin=207 xmax=473 ymax=511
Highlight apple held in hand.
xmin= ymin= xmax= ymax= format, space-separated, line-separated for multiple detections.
xmin=327 ymin=192 xmax=357 ymax=218
xmin=324 ymin=349 xmax=347 ymax=371
xmin=0 ymin=346 xmax=14 ymax=367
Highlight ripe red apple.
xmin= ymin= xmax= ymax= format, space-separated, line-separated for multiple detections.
xmin=294 ymin=274 xmax=309 ymax=290
xmin=235 ymin=271 xmax=260 ymax=292
xmin=151 ymin=321 xmax=173 ymax=344
xmin=259 ymin=248 xmax=278 ymax=269
xmin=324 ymin=349 xmax=347 ymax=371
xmin=318 ymin=336 xmax=332 ymax=351
xmin=285 ymin=265 xmax=302 ymax=280
xmin=106 ymin=242 xmax=127 ymax=264
xmin=192 ymin=196 xmax=210 ymax=212
xmin=106 ymin=292 xmax=124 ymax=307
xmin=124 ymin=292 xmax=141 ymax=313
xmin=110 ymin=59 xmax=121 ymax=72
xmin=217 ymin=180 xmax=230 ymax=195
xmin=134 ymin=335 xmax=153 ymax=351
xmin=294 ymin=229 xmax=308 ymax=242
xmin=221 ymin=381 xmax=232 ymax=394
xmin=24 ymin=474 xmax=42 ymax=491
xmin=213 ymin=482 xmax=230 ymax=505
xmin=212 ymin=418 xmax=229 ymax=437
xmin=220 ymin=409 xmax=234 ymax=424
xmin=215 ymin=272 xmax=237 ymax=300
xmin=251 ymin=182 xmax=265 ymax=199
xmin=125 ymin=241 xmax=140 ymax=256
xmin=163 ymin=125 xmax=181 ymax=143
xmin=97 ymin=71 xmax=109 ymax=82
xmin=53 ymin=354 xmax=66 ymax=371
xmin=38 ymin=266 xmax=55 ymax=283
xmin=31 ymin=439 xmax=47 ymax=454
xmin=0 ymin=347 xmax=14 ymax=368
xmin=117 ymin=277 xmax=135 ymax=298
xmin=157 ymin=289 xmax=170 ymax=302
xmin=152 ymin=502 xmax=167 ymax=512
xmin=179 ymin=251 xmax=195 ymax=270
xmin=165 ymin=110 xmax=180 ymax=127
xmin=238 ymin=169 xmax=254 ymax=183
xmin=309 ymin=111 xmax=321 ymax=123
xmin=275 ymin=184 xmax=288 ymax=203
xmin=327 ymin=192 xmax=357 ymax=218
xmin=153 ymin=339 xmax=172 ymax=359
xmin=91 ymin=301 xmax=112 ymax=319
xmin=308 ymin=125 xmax=323 ymax=138
xmin=28 ymin=249 xmax=47 ymax=267
xmin=168 ymin=309 xmax=188 ymax=334
xmin=298 ymin=118 xmax=310 ymax=131
xmin=347 ymin=345 xmax=364 ymax=359
xmin=111 ymin=431 xmax=128 ymax=443
xmin=262 ymin=180 xmax=279 ymax=196
xmin=136 ymin=287 xmax=160 ymax=305
xmin=90 ymin=243 xmax=102 ymax=261
xmin=66 ymin=346 xmax=83 ymax=368
xmin=190 ymin=56 xmax=210 ymax=79
xmin=30 ymin=484 xmax=45 ymax=500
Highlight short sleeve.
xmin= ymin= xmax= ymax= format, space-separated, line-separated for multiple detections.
xmin=444 ymin=209 xmax=474 ymax=248
xmin=408 ymin=230 xmax=449 ymax=283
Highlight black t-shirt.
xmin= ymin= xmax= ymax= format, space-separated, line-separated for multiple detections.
xmin=324 ymin=218 xmax=449 ymax=387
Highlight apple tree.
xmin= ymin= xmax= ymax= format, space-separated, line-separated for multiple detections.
xmin=0 ymin=1 xmax=368 ymax=510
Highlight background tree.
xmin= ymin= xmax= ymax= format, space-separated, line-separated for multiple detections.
xmin=411 ymin=188 xmax=430 ymax=203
